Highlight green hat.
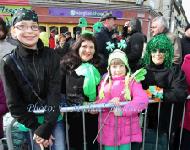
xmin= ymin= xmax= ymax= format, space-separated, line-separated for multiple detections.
xmin=78 ymin=17 xmax=88 ymax=27
xmin=142 ymin=34 xmax=174 ymax=68
xmin=12 ymin=8 xmax=38 ymax=26
xmin=99 ymin=49 xmax=132 ymax=101
xmin=93 ymin=22 xmax=103 ymax=33
xmin=108 ymin=49 xmax=131 ymax=73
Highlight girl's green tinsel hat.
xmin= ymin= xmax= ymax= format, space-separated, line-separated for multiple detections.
xmin=142 ymin=34 xmax=174 ymax=68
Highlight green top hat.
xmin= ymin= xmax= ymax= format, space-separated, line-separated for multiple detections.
xmin=78 ymin=17 xmax=88 ymax=27
xmin=93 ymin=22 xmax=103 ymax=33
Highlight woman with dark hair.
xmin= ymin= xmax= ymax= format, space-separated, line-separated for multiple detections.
xmin=0 ymin=18 xmax=8 ymax=40
xmin=0 ymin=17 xmax=16 ymax=59
xmin=60 ymin=31 xmax=102 ymax=150
xmin=0 ymin=18 xmax=12 ymax=141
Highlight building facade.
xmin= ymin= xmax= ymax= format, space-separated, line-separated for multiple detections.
xmin=0 ymin=0 xmax=189 ymax=38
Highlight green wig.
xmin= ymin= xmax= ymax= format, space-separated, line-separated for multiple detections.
xmin=142 ymin=34 xmax=174 ymax=68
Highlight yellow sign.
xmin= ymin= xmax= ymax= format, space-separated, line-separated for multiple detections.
xmin=0 ymin=5 xmax=31 ymax=26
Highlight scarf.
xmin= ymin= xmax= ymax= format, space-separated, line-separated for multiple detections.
xmin=75 ymin=63 xmax=101 ymax=101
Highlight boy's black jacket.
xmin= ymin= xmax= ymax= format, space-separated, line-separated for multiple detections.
xmin=1 ymin=39 xmax=61 ymax=139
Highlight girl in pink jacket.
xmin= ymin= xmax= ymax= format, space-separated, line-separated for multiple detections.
xmin=96 ymin=49 xmax=148 ymax=150
xmin=181 ymin=54 xmax=190 ymax=150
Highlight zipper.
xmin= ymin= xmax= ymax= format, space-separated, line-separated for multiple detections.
xmin=33 ymin=52 xmax=40 ymax=93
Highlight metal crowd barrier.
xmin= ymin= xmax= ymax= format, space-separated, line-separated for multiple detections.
xmin=4 ymin=95 xmax=190 ymax=150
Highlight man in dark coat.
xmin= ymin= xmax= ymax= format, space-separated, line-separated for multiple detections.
xmin=95 ymin=13 xmax=116 ymax=72
xmin=181 ymin=24 xmax=190 ymax=60
xmin=64 ymin=31 xmax=75 ymax=48
xmin=124 ymin=18 xmax=145 ymax=72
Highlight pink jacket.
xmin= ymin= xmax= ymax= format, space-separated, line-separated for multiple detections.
xmin=96 ymin=76 xmax=148 ymax=146
xmin=0 ymin=79 xmax=8 ymax=138
xmin=181 ymin=54 xmax=190 ymax=131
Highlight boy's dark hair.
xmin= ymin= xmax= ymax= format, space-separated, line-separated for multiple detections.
xmin=11 ymin=8 xmax=38 ymax=26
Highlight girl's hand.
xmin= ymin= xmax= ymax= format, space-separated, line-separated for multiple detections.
xmin=110 ymin=97 xmax=120 ymax=106
xmin=110 ymin=97 xmax=123 ymax=116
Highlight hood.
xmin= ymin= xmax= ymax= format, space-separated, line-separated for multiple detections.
xmin=129 ymin=18 xmax=142 ymax=34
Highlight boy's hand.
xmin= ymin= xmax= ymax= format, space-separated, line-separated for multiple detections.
xmin=33 ymin=134 xmax=55 ymax=148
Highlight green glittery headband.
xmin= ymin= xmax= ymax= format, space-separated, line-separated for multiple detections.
xmin=142 ymin=34 xmax=174 ymax=68
xmin=12 ymin=8 xmax=38 ymax=26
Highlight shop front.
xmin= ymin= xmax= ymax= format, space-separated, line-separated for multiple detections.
xmin=33 ymin=5 xmax=151 ymax=38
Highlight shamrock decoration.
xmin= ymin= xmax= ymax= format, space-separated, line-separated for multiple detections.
xmin=106 ymin=41 xmax=115 ymax=53
xmin=146 ymin=86 xmax=163 ymax=102
xmin=78 ymin=17 xmax=88 ymax=27
xmin=131 ymin=68 xmax=147 ymax=82
xmin=117 ymin=39 xmax=127 ymax=49
xmin=93 ymin=22 xmax=103 ymax=33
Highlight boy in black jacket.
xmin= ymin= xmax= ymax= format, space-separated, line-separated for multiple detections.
xmin=0 ymin=8 xmax=65 ymax=150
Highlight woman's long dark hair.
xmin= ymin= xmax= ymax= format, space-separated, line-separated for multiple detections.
xmin=60 ymin=33 xmax=99 ymax=71
xmin=0 ymin=18 xmax=8 ymax=40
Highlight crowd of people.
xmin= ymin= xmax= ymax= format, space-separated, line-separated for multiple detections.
xmin=0 ymin=8 xmax=190 ymax=150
